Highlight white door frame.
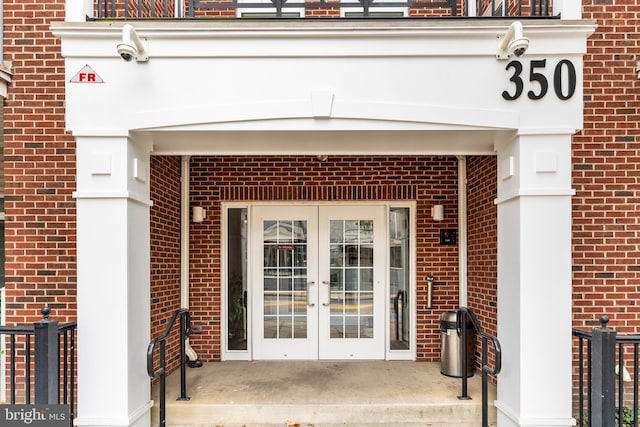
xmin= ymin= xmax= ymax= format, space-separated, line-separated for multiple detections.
xmin=221 ymin=201 xmax=416 ymax=361
xmin=251 ymin=205 xmax=320 ymax=360
xmin=317 ymin=204 xmax=386 ymax=360
xmin=251 ymin=204 xmax=387 ymax=360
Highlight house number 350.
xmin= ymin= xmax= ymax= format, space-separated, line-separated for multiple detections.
xmin=502 ymin=59 xmax=577 ymax=101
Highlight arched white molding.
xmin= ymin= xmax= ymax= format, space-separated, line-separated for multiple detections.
xmin=129 ymin=99 xmax=519 ymax=132
xmin=124 ymin=99 xmax=518 ymax=155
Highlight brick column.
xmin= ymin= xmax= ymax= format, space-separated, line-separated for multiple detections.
xmin=74 ymin=134 xmax=153 ymax=427
xmin=494 ymin=133 xmax=574 ymax=427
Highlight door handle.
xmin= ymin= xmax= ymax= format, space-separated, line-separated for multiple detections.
xmin=322 ymin=281 xmax=330 ymax=307
xmin=307 ymin=281 xmax=315 ymax=307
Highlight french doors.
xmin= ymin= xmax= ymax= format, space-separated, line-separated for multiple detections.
xmin=251 ymin=205 xmax=386 ymax=360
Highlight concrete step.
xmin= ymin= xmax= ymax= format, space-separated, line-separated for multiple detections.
xmin=159 ymin=401 xmax=496 ymax=426
xmin=151 ymin=361 xmax=497 ymax=427
xmin=163 ymin=422 xmax=493 ymax=427
xmin=163 ymin=424 xmax=492 ymax=427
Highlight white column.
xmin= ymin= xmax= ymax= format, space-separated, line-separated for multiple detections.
xmin=74 ymin=133 xmax=153 ymax=427
xmin=495 ymin=133 xmax=574 ymax=427
xmin=551 ymin=0 xmax=582 ymax=19
xmin=66 ymin=0 xmax=93 ymax=22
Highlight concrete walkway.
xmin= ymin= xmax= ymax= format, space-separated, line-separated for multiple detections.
xmin=151 ymin=361 xmax=497 ymax=427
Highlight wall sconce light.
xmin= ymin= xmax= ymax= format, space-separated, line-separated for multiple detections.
xmin=192 ymin=206 xmax=206 ymax=223
xmin=431 ymin=205 xmax=444 ymax=222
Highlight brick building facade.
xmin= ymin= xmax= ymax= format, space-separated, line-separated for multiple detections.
xmin=0 ymin=0 xmax=634 ymax=426
xmin=571 ymin=0 xmax=640 ymax=334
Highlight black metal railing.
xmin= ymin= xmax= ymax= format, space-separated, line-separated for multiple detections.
xmin=188 ymin=0 xmax=458 ymax=18
xmin=0 ymin=306 xmax=76 ymax=418
xmin=95 ymin=0 xmax=554 ymax=19
xmin=573 ymin=316 xmax=640 ymax=427
xmin=456 ymin=307 xmax=502 ymax=427
xmin=147 ymin=308 xmax=191 ymax=427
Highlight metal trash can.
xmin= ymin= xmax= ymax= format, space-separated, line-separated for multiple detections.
xmin=440 ymin=310 xmax=474 ymax=378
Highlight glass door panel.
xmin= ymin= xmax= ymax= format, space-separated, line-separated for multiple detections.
xmin=328 ymin=219 xmax=375 ymax=340
xmin=319 ymin=206 xmax=385 ymax=360
xmin=252 ymin=204 xmax=386 ymax=361
xmin=389 ymin=207 xmax=411 ymax=351
xmin=262 ymin=220 xmax=308 ymax=339
xmin=227 ymin=208 xmax=248 ymax=351
xmin=251 ymin=206 xmax=318 ymax=360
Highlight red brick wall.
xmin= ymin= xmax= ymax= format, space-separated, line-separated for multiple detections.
xmin=2 ymin=0 xmax=75 ymax=404
xmin=3 ymin=0 xmax=76 ymax=325
xmin=467 ymin=156 xmax=498 ymax=373
xmin=573 ymin=1 xmax=640 ymax=334
xmin=150 ymin=156 xmax=183 ymax=372
xmin=572 ymin=0 xmax=640 ymax=410
xmin=186 ymin=155 xmax=462 ymax=361
xmin=467 ymin=156 xmax=497 ymax=334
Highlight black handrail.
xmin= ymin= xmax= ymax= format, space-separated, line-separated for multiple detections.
xmin=456 ymin=307 xmax=502 ymax=427
xmin=147 ymin=308 xmax=191 ymax=427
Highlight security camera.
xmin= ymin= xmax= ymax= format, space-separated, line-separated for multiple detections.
xmin=117 ymin=42 xmax=136 ymax=62
xmin=496 ymin=21 xmax=529 ymax=60
xmin=508 ymin=37 xmax=529 ymax=58
xmin=117 ymin=24 xmax=149 ymax=63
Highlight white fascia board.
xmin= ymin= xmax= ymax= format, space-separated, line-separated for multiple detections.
xmin=51 ymin=20 xmax=597 ymax=60
xmin=54 ymin=19 xmax=595 ymax=144
xmin=145 ymin=129 xmax=505 ymax=156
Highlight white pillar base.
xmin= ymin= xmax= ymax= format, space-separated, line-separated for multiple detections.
xmin=75 ymin=401 xmax=153 ymax=427
xmin=496 ymin=401 xmax=577 ymax=427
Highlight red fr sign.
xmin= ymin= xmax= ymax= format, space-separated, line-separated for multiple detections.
xmin=71 ymin=65 xmax=104 ymax=83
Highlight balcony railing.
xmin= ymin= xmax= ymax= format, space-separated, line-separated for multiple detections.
xmin=573 ymin=316 xmax=640 ymax=427
xmin=0 ymin=306 xmax=76 ymax=415
xmin=95 ymin=0 xmax=553 ymax=19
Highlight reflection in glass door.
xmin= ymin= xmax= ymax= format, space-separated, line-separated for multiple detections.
xmin=227 ymin=208 xmax=248 ymax=351
xmin=389 ymin=207 xmax=410 ymax=350
xmin=252 ymin=206 xmax=318 ymax=360
xmin=328 ymin=219 xmax=375 ymax=340
xmin=251 ymin=205 xmax=386 ymax=360
xmin=319 ymin=206 xmax=385 ymax=360
xmin=262 ymin=219 xmax=309 ymax=340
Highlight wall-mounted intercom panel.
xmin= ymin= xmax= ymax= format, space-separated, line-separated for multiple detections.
xmin=439 ymin=229 xmax=457 ymax=245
